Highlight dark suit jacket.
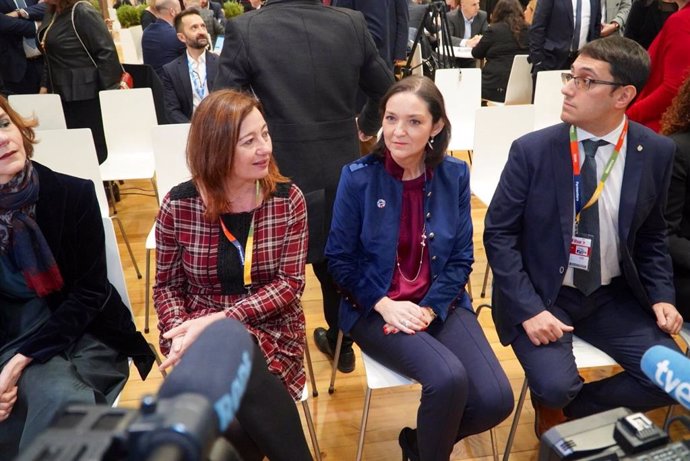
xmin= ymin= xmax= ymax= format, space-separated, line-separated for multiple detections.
xmin=142 ymin=19 xmax=186 ymax=75
xmin=529 ymin=0 xmax=601 ymax=71
xmin=16 ymin=162 xmax=154 ymax=379
xmin=0 ymin=0 xmax=46 ymax=86
xmin=214 ymin=0 xmax=394 ymax=261
xmin=484 ymin=122 xmax=676 ymax=345
xmin=161 ymin=51 xmax=218 ymax=123
xmin=471 ymin=22 xmax=528 ymax=102
xmin=667 ymin=132 xmax=690 ymax=312
xmin=448 ymin=9 xmax=489 ymax=42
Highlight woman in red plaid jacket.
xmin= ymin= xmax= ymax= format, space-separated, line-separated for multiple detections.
xmin=153 ymin=89 xmax=313 ymax=461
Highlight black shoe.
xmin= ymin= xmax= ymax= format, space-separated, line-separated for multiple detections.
xmin=398 ymin=427 xmax=420 ymax=461
xmin=313 ymin=327 xmax=356 ymax=373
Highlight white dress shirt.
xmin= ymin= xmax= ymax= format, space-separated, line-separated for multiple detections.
xmin=187 ymin=50 xmax=208 ymax=111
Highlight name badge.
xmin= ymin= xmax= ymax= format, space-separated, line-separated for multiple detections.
xmin=569 ymin=235 xmax=593 ymax=271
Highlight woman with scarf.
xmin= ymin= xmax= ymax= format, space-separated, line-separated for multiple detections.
xmin=0 ymin=97 xmax=153 ymax=459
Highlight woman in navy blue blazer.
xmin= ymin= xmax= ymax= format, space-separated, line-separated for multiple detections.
xmin=325 ymin=76 xmax=513 ymax=461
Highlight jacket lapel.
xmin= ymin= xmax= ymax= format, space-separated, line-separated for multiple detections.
xmin=178 ymin=54 xmax=194 ymax=113
xmin=551 ymin=124 xmax=575 ymax=256
xmin=618 ymin=123 xmax=645 ymax=246
xmin=207 ymin=52 xmax=217 ymax=91
xmin=33 ymin=163 xmax=66 ymax=255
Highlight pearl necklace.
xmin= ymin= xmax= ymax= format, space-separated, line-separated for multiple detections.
xmin=395 ymin=169 xmax=427 ymax=283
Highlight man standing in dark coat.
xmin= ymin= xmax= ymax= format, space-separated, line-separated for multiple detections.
xmin=215 ymin=0 xmax=395 ymax=373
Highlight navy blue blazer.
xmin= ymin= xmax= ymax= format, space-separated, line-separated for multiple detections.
xmin=142 ymin=19 xmax=186 ymax=76
xmin=160 ymin=51 xmax=218 ymax=123
xmin=529 ymin=0 xmax=601 ymax=71
xmin=326 ymin=154 xmax=474 ymax=333
xmin=484 ymin=121 xmax=676 ymax=345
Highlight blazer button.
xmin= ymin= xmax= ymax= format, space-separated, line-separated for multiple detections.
xmin=559 ymin=266 xmax=565 ymax=274
xmin=428 ymin=232 xmax=435 ymax=240
xmin=433 ymin=274 xmax=438 ymax=280
xmin=431 ymin=255 xmax=437 ymax=261
xmin=426 ymin=212 xmax=431 ymax=219
xmin=427 ymin=191 xmax=432 ymax=197
xmin=546 ymin=298 xmax=552 ymax=306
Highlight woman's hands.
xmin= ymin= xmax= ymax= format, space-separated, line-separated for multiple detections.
xmin=374 ymin=297 xmax=436 ymax=335
xmin=159 ymin=313 xmax=225 ymax=371
xmin=0 ymin=353 xmax=32 ymax=422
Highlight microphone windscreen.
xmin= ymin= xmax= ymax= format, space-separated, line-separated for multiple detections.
xmin=640 ymin=345 xmax=690 ymax=410
xmin=158 ymin=318 xmax=255 ymax=431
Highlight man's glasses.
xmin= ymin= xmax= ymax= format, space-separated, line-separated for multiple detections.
xmin=561 ymin=72 xmax=625 ymax=91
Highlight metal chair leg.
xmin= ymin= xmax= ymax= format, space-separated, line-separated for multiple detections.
xmin=467 ymin=278 xmax=474 ymax=302
xmin=112 ymin=215 xmax=142 ymax=279
xmin=503 ymin=378 xmax=528 ymax=461
xmin=304 ymin=341 xmax=318 ymax=397
xmin=490 ymin=427 xmax=499 ymax=461
xmin=355 ymin=387 xmax=373 ymax=461
xmin=144 ymin=247 xmax=152 ymax=333
xmin=328 ymin=330 xmax=344 ymax=394
xmin=148 ymin=342 xmax=167 ymax=378
xmin=481 ymin=261 xmax=491 ymax=298
xmin=301 ymin=400 xmax=322 ymax=461
xmin=106 ymin=181 xmax=118 ymax=215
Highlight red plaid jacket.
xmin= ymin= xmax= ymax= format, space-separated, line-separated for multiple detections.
xmin=154 ymin=181 xmax=307 ymax=399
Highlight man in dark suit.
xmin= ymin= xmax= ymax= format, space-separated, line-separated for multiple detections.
xmin=214 ymin=0 xmax=394 ymax=374
xmin=484 ymin=36 xmax=684 ymax=437
xmin=529 ymin=0 xmax=601 ymax=73
xmin=142 ymin=0 xmax=186 ymax=76
xmin=161 ymin=9 xmax=217 ymax=123
xmin=0 ymin=0 xmax=46 ymax=95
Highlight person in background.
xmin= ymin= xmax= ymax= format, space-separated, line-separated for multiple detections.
xmin=448 ymin=0 xmax=488 ymax=48
xmin=661 ymin=75 xmax=690 ymax=319
xmin=37 ymin=0 xmax=120 ymax=164
xmin=140 ymin=0 xmax=158 ymax=29
xmin=524 ymin=0 xmax=537 ymax=23
xmin=624 ymin=0 xmax=677 ymax=49
xmin=600 ymin=0 xmax=631 ymax=36
xmin=326 ymin=76 xmax=513 ymax=461
xmin=185 ymin=0 xmax=223 ymax=46
xmin=154 ymin=89 xmax=313 ymax=461
xmin=141 ymin=0 xmax=186 ymax=76
xmin=472 ymin=0 xmax=529 ymax=102
xmin=0 ymin=96 xmax=154 ymax=459
xmin=626 ymin=0 xmax=689 ymax=132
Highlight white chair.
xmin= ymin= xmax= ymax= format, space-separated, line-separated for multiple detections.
xmin=118 ymin=27 xmax=142 ymax=64
xmin=485 ymin=55 xmax=533 ymax=106
xmin=31 ymin=128 xmax=142 ymax=278
xmin=435 ymin=68 xmax=482 ymax=154
xmin=8 ymin=93 xmax=67 ymax=130
xmin=128 ymin=25 xmax=144 ymax=61
xmin=534 ymin=70 xmax=565 ymax=130
xmin=410 ymin=44 xmax=424 ymax=76
xmin=99 ymin=88 xmax=158 ymax=207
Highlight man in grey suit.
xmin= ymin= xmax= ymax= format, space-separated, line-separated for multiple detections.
xmin=161 ymin=9 xmax=218 ymax=123
xmin=601 ymin=0 xmax=631 ymax=36
xmin=214 ymin=0 xmax=395 ymax=374
xmin=448 ymin=0 xmax=488 ymax=47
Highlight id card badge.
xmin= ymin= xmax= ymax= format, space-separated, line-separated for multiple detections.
xmin=569 ymin=234 xmax=593 ymax=271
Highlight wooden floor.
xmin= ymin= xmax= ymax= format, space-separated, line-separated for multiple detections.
xmin=112 ymin=169 xmax=687 ymax=460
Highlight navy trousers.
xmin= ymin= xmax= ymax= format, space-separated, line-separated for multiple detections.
xmin=350 ymin=307 xmax=513 ymax=461
xmin=511 ymin=277 xmax=681 ymax=419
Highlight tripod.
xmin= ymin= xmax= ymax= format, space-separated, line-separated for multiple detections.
xmin=402 ymin=1 xmax=456 ymax=78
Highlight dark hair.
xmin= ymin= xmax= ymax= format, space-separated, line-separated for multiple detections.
xmin=0 ymin=96 xmax=38 ymax=158
xmin=373 ymin=75 xmax=451 ymax=168
xmin=491 ymin=0 xmax=527 ymax=45
xmin=578 ymin=36 xmax=651 ymax=95
xmin=661 ymin=73 xmax=690 ymax=135
xmin=174 ymin=7 xmax=201 ymax=32
xmin=50 ymin=0 xmax=79 ymax=14
xmin=186 ymin=89 xmax=288 ymax=221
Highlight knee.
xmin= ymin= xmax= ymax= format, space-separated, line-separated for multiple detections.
xmin=423 ymin=362 xmax=469 ymax=405
xmin=529 ymin=374 xmax=580 ymax=409
xmin=472 ymin=373 xmax=515 ymax=430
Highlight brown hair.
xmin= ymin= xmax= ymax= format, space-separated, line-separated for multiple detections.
xmin=661 ymin=73 xmax=690 ymax=135
xmin=186 ymin=89 xmax=288 ymax=221
xmin=372 ymin=75 xmax=451 ymax=169
xmin=491 ymin=0 xmax=528 ymax=45
xmin=174 ymin=7 xmax=201 ymax=32
xmin=0 ymin=96 xmax=38 ymax=158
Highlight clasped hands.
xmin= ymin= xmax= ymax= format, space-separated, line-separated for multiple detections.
xmin=159 ymin=312 xmax=225 ymax=371
xmin=0 ymin=353 xmax=32 ymax=422
xmin=522 ymin=302 xmax=683 ymax=347
xmin=374 ymin=296 xmax=436 ymax=335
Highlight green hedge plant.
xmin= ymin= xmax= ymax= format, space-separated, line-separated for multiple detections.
xmin=223 ymin=1 xmax=243 ymax=19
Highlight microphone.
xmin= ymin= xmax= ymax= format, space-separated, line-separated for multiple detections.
xmin=128 ymin=318 xmax=255 ymax=461
xmin=640 ymin=345 xmax=690 ymax=410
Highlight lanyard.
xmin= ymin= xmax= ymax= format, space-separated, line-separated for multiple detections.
xmin=219 ymin=182 xmax=260 ymax=288
xmin=569 ymin=120 xmax=628 ymax=225
xmin=187 ymin=57 xmax=207 ymax=101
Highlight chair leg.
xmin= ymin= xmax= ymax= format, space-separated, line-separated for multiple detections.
xmin=328 ymin=330 xmax=344 ymax=394
xmin=304 ymin=340 xmax=318 ymax=397
xmin=301 ymin=400 xmax=322 ymax=461
xmin=355 ymin=387 xmax=373 ymax=461
xmin=105 ymin=181 xmax=118 ymax=215
xmin=663 ymin=404 xmax=675 ymax=432
xmin=481 ymin=261 xmax=491 ymax=298
xmin=503 ymin=378 xmax=528 ymax=461
xmin=148 ymin=342 xmax=167 ymax=378
xmin=112 ymin=216 xmax=142 ymax=279
xmin=489 ymin=427 xmax=499 ymax=461
xmin=144 ymin=247 xmax=152 ymax=333
xmin=151 ymin=178 xmax=160 ymax=204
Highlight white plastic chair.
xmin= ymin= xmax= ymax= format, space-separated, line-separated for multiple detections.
xmin=118 ymin=27 xmax=142 ymax=64
xmin=534 ymin=70 xmax=565 ymax=130
xmin=99 ymin=88 xmax=158 ymax=206
xmin=485 ymin=54 xmax=533 ymax=106
xmin=435 ymin=68 xmax=482 ymax=154
xmin=8 ymin=93 xmax=67 ymax=130
xmin=31 ymin=128 xmax=142 ymax=278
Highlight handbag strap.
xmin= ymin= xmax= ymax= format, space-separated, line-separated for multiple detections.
xmin=71 ymin=1 xmax=126 ymax=73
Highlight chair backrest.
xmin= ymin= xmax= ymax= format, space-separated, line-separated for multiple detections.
xmin=503 ymin=54 xmax=533 ymax=105
xmin=102 ymin=216 xmax=132 ymax=310
xmin=31 ymin=128 xmax=110 ymax=215
xmin=361 ymin=352 xmax=416 ymax=389
xmin=128 ymin=25 xmax=144 ymax=61
xmin=8 ymin=94 xmax=67 ymax=130
xmin=410 ymin=45 xmax=423 ymax=77
xmin=534 ymin=70 xmax=565 ymax=130
xmin=100 ymin=88 xmax=158 ymax=156
xmin=470 ymin=105 xmax=535 ymax=205
xmin=435 ymin=68 xmax=482 ymax=152
xmin=152 ymin=123 xmax=192 ymax=202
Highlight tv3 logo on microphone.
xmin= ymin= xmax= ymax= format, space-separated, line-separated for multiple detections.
xmin=214 ymin=350 xmax=252 ymax=430
xmin=652 ymin=359 xmax=690 ymax=408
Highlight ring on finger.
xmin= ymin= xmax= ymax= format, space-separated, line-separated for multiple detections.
xmin=402 ymin=319 xmax=408 ymax=328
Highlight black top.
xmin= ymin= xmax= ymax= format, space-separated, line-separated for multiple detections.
xmin=218 ymin=211 xmax=253 ymax=295
xmin=624 ymin=0 xmax=677 ymax=49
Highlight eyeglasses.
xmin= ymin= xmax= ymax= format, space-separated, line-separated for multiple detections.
xmin=561 ymin=72 xmax=625 ymax=91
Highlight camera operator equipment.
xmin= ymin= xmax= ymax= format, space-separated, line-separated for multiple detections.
xmin=403 ymin=0 xmax=456 ymax=78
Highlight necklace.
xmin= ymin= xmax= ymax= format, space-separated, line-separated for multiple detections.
xmin=395 ymin=169 xmax=427 ymax=283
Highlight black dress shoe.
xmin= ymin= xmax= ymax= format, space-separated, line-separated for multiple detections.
xmin=313 ymin=327 xmax=356 ymax=373
xmin=398 ymin=427 xmax=420 ymax=461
